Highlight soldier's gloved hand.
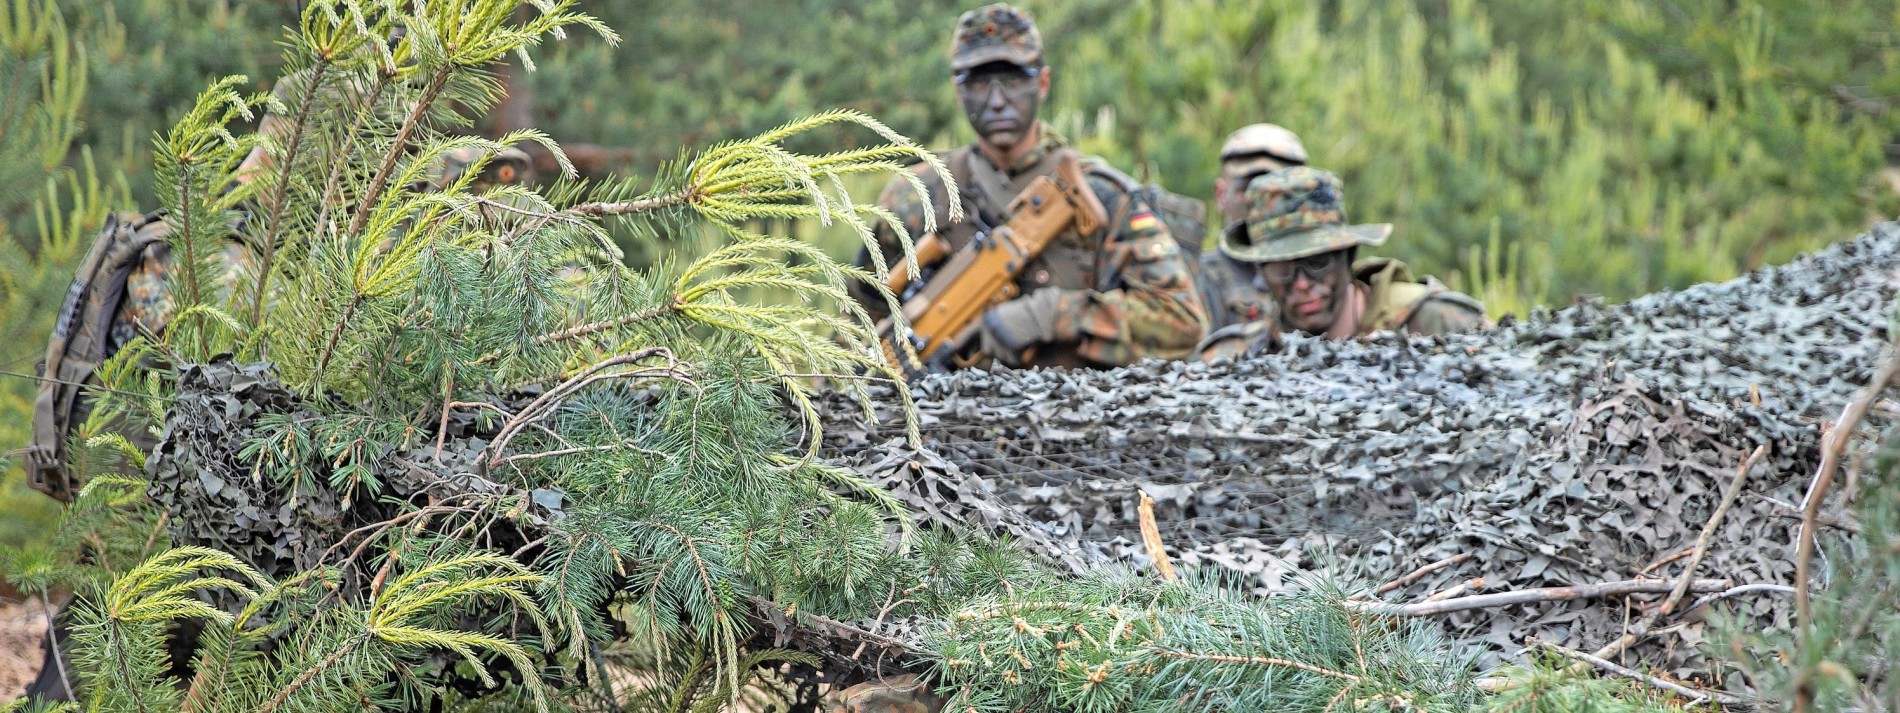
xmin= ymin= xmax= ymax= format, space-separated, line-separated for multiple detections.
xmin=980 ymin=288 xmax=1081 ymax=367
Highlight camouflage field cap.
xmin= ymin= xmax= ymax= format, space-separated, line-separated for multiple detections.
xmin=952 ymin=4 xmax=1042 ymax=71
xmin=1219 ymin=123 xmax=1309 ymax=181
xmin=1219 ymin=166 xmax=1391 ymax=264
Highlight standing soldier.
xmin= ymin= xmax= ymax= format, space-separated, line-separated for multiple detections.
xmin=849 ymin=3 xmax=1206 ymax=369
xmin=1198 ymin=167 xmax=1486 ymax=361
xmin=1199 ymin=123 xmax=1308 ymax=332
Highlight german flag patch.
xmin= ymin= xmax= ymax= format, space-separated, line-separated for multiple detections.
xmin=1128 ymin=212 xmax=1159 ymax=232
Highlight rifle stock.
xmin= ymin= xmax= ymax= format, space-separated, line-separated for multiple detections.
xmin=878 ymin=153 xmax=1108 ymax=374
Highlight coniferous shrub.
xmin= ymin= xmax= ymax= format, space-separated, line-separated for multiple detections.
xmin=0 ymin=2 xmax=1585 ymax=710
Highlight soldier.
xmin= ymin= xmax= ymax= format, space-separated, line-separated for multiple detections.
xmin=1199 ymin=123 xmax=1308 ymax=332
xmin=1198 ymin=166 xmax=1486 ymax=360
xmin=849 ymin=3 xmax=1206 ymax=369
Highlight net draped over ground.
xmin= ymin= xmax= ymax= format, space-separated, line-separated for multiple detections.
xmin=818 ymin=222 xmax=1900 ymax=673
xmin=148 ymin=223 xmax=1900 ymax=679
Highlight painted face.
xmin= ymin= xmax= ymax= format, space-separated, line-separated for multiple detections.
xmin=1215 ymin=172 xmax=1260 ymax=227
xmin=1258 ymin=249 xmax=1353 ymax=334
xmin=957 ymin=62 xmax=1045 ymax=152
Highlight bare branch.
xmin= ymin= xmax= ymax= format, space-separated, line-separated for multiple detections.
xmin=1347 ymin=579 xmax=1729 ymax=617
xmin=1374 ymin=553 xmax=1472 ymax=596
xmin=1794 ymin=344 xmax=1900 ymax=711
xmin=1542 ymin=642 xmax=1749 ymax=707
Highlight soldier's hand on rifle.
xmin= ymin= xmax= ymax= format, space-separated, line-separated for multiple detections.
xmin=980 ymin=288 xmax=1079 ymax=367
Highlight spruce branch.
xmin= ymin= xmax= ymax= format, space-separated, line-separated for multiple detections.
xmin=347 ymin=65 xmax=452 ymax=238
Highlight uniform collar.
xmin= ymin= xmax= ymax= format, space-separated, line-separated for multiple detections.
xmin=971 ymin=123 xmax=1066 ymax=177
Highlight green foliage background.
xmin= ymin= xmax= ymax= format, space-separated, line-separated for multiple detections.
xmin=4 ymin=0 xmax=1900 ymax=550
xmin=24 ymin=0 xmax=1900 ymax=310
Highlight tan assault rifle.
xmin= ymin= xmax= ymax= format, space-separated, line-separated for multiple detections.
xmin=879 ymin=152 xmax=1108 ymax=374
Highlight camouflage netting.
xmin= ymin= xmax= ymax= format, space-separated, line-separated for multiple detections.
xmin=817 ymin=222 xmax=1900 ymax=674
xmin=145 ymin=223 xmax=1900 ymax=680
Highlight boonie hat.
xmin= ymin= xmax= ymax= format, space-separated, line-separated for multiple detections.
xmin=1219 ymin=166 xmax=1391 ymax=263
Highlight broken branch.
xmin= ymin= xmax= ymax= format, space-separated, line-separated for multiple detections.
xmin=1375 ymin=552 xmax=1473 ymax=596
xmin=1348 ymin=579 xmax=1729 ymax=617
xmin=1542 ymin=642 xmax=1749 ymax=707
xmin=1137 ymin=492 xmax=1177 ymax=582
xmin=1666 ymin=444 xmax=1768 ymax=615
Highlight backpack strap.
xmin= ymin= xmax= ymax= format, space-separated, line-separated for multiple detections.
xmin=27 ymin=211 xmax=168 ymax=502
xmin=1078 ymin=157 xmax=1205 ymax=259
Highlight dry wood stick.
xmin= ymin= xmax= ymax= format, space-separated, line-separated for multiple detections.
xmin=1666 ymin=444 xmax=1769 ymax=615
xmin=1347 ymin=579 xmax=1728 ymax=617
xmin=1641 ymin=548 xmax=1693 ymax=576
xmin=1375 ymin=552 xmax=1472 ymax=596
xmin=1137 ymin=492 xmax=1177 ymax=582
xmin=1792 ymin=344 xmax=1900 ymax=713
xmin=1685 ymin=583 xmax=1796 ymax=615
xmin=1763 ymin=498 xmax=1861 ymax=533
xmin=1797 ymin=347 xmax=1900 ymax=619
xmin=1542 ymin=642 xmax=1748 ymax=707
xmin=1420 ymin=578 xmax=1483 ymax=604
xmin=1581 ymin=444 xmax=1769 ymax=670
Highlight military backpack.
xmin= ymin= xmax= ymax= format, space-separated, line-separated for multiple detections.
xmin=27 ymin=211 xmax=173 ymax=502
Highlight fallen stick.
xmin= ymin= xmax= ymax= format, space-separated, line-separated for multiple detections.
xmin=1420 ymin=578 xmax=1483 ymax=604
xmin=1137 ymin=492 xmax=1177 ymax=582
xmin=1794 ymin=344 xmax=1900 ymax=713
xmin=1640 ymin=548 xmax=1693 ymax=576
xmin=1763 ymin=500 xmax=1860 ymax=533
xmin=1686 ymin=583 xmax=1796 ymax=615
xmin=1798 ymin=346 xmax=1900 ymax=621
xmin=1542 ymin=642 xmax=1749 ymax=707
xmin=1666 ymin=444 xmax=1768 ymax=615
xmin=1584 ymin=444 xmax=1768 ymax=669
xmin=1348 ymin=579 xmax=1729 ymax=617
xmin=1375 ymin=552 xmax=1472 ymax=596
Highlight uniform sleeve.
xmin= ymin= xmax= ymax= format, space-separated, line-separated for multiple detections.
xmin=849 ymin=168 xmax=937 ymax=324
xmin=1404 ymin=294 xmax=1490 ymax=336
xmin=1050 ymin=182 xmax=1209 ymax=365
xmin=1195 ymin=321 xmax=1276 ymax=363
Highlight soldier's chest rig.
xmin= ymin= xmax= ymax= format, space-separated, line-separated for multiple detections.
xmin=940 ymin=145 xmax=1107 ymax=295
xmin=876 ymin=145 xmax=1112 ymax=372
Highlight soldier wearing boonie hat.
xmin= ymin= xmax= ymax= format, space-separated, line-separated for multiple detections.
xmin=846 ymin=3 xmax=1208 ymax=370
xmin=1197 ymin=166 xmax=1487 ymax=361
xmin=1198 ymin=123 xmax=1310 ymax=332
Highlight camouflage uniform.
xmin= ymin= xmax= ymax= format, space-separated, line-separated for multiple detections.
xmin=850 ymin=5 xmax=1206 ymax=369
xmin=1197 ymin=167 xmax=1486 ymax=361
xmin=113 ymin=145 xmax=533 ymax=353
xmin=114 ymin=237 xmax=259 ymax=351
xmin=1198 ymin=124 xmax=1309 ymax=333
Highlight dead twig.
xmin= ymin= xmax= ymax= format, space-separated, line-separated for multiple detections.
xmin=1137 ymin=492 xmax=1177 ymax=582
xmin=1667 ymin=444 xmax=1768 ymax=615
xmin=1685 ymin=584 xmax=1796 ymax=615
xmin=1640 ymin=548 xmax=1693 ymax=576
xmin=1762 ymin=497 xmax=1861 ymax=533
xmin=1420 ymin=578 xmax=1483 ymax=604
xmin=1794 ymin=345 xmax=1900 ymax=712
xmin=1374 ymin=552 xmax=1472 ymax=596
xmin=1347 ymin=579 xmax=1729 ymax=617
xmin=1585 ymin=444 xmax=1769 ymax=668
xmin=1542 ymin=642 xmax=1749 ymax=707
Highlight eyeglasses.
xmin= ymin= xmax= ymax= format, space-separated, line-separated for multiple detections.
xmin=1258 ymin=250 xmax=1348 ymax=287
xmin=954 ymin=66 xmax=1041 ymax=94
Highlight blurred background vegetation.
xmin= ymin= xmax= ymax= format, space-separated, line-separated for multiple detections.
xmin=3 ymin=0 xmax=1900 ymax=547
